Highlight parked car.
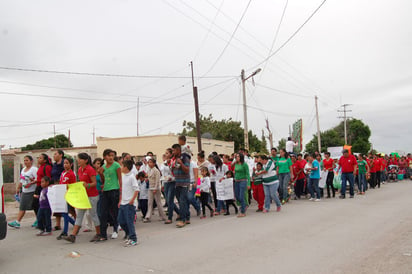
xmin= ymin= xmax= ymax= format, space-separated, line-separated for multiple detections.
xmin=0 ymin=147 xmax=7 ymax=240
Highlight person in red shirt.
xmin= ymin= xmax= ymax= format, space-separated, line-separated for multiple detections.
xmin=298 ymin=153 xmax=308 ymax=195
xmin=374 ymin=155 xmax=382 ymax=188
xmin=322 ymin=152 xmax=336 ymax=198
xmin=291 ymin=154 xmax=305 ymax=199
xmin=338 ymin=149 xmax=357 ymax=199
xmin=56 ymin=158 xmax=77 ymax=240
xmin=367 ymin=154 xmax=377 ymax=189
xmin=64 ymin=153 xmax=101 ymax=243
xmin=32 ymin=153 xmax=52 ymax=228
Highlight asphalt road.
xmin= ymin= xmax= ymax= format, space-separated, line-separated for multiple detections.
xmin=1 ymin=181 xmax=412 ymax=274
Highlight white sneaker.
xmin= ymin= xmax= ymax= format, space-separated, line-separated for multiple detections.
xmin=111 ymin=232 xmax=118 ymax=239
xmin=309 ymin=198 xmax=314 ymax=201
xmin=315 ymin=199 xmax=321 ymax=202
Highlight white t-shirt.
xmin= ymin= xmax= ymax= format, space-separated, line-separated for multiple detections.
xmin=286 ymin=140 xmax=297 ymax=153
xmin=160 ymin=161 xmax=175 ymax=183
xmin=246 ymin=156 xmax=255 ymax=176
xmin=20 ymin=166 xmax=38 ymax=193
xmin=121 ymin=172 xmax=140 ymax=205
xmin=208 ymin=164 xmax=217 ymax=182
xmin=199 ymin=176 xmax=211 ymax=192
xmin=137 ymin=179 xmax=149 ymax=200
xmin=215 ymin=164 xmax=228 ymax=181
xmin=189 ymin=161 xmax=198 ymax=183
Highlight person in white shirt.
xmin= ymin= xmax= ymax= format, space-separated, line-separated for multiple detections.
xmin=118 ymin=160 xmax=140 ymax=246
xmin=187 ymin=160 xmax=201 ymax=216
xmin=286 ymin=137 xmax=298 ymax=154
xmin=198 ymin=167 xmax=214 ymax=219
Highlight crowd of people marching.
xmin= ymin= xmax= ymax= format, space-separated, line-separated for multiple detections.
xmin=8 ymin=135 xmax=412 ymax=247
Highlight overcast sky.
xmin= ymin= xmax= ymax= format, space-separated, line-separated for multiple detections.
xmin=0 ymin=0 xmax=410 ymax=154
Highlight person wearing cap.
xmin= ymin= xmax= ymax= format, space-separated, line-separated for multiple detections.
xmin=338 ymin=149 xmax=358 ymax=199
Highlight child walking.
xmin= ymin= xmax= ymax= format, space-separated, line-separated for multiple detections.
xmin=56 ymin=158 xmax=76 ymax=240
xmin=34 ymin=176 xmax=52 ymax=236
xmin=137 ymin=171 xmax=148 ymax=219
xmin=198 ymin=167 xmax=214 ymax=219
xmin=223 ymin=171 xmax=238 ymax=215
xmin=118 ymin=160 xmax=140 ymax=247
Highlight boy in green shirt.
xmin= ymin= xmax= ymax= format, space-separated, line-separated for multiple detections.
xmin=97 ymin=149 xmax=122 ymax=241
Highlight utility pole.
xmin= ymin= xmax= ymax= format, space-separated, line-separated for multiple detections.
xmin=136 ymin=97 xmax=140 ymax=136
xmin=53 ymin=124 xmax=57 ymax=148
xmin=92 ymin=126 xmax=96 ymax=146
xmin=338 ymin=104 xmax=352 ymax=145
xmin=241 ymin=68 xmax=262 ymax=151
xmin=265 ymin=118 xmax=273 ymax=149
xmin=68 ymin=129 xmax=71 ymax=147
xmin=315 ymin=96 xmax=321 ymax=153
xmin=191 ymin=61 xmax=202 ymax=153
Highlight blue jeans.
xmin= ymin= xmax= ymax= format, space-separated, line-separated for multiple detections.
xmin=341 ymin=172 xmax=355 ymax=196
xmin=187 ymin=184 xmax=200 ymax=213
xmin=234 ymin=179 xmax=247 ymax=214
xmin=63 ymin=212 xmax=75 ymax=234
xmin=37 ymin=208 xmax=52 ymax=232
xmin=278 ymin=173 xmax=290 ymax=200
xmin=165 ymin=181 xmax=180 ymax=221
xmin=308 ymin=178 xmax=320 ymax=199
xmin=358 ymin=173 xmax=367 ymax=192
xmin=263 ymin=183 xmax=281 ymax=210
xmin=216 ymin=200 xmax=226 ymax=212
xmin=118 ymin=204 xmax=137 ymax=242
xmin=175 ymin=186 xmax=189 ymax=222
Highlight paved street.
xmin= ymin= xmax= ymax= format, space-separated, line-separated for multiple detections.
xmin=1 ymin=181 xmax=412 ymax=274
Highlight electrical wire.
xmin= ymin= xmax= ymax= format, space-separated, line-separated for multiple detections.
xmin=0 ymin=66 xmax=236 ymax=79
xmin=249 ymin=0 xmax=328 ymax=70
xmin=201 ymin=0 xmax=252 ymax=76
xmin=255 ymin=83 xmax=313 ymax=98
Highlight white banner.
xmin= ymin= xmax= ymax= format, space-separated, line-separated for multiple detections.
xmin=327 ymin=146 xmax=343 ymax=160
xmin=216 ymin=179 xmax=234 ymax=200
xmin=48 ymin=184 xmax=68 ymax=213
xmin=319 ymin=171 xmax=328 ymax=188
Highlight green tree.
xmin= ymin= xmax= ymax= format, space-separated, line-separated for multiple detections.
xmin=22 ymin=134 xmax=73 ymax=151
xmin=305 ymin=119 xmax=371 ymax=154
xmin=277 ymin=138 xmax=286 ymax=151
xmin=181 ymin=114 xmax=268 ymax=153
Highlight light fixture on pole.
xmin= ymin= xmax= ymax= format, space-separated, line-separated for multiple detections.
xmin=241 ymin=68 xmax=261 ymax=151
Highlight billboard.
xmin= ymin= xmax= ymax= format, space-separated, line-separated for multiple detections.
xmin=292 ymin=119 xmax=303 ymax=153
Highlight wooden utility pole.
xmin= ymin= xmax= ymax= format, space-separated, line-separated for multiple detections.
xmin=68 ymin=129 xmax=71 ymax=147
xmin=241 ymin=68 xmax=261 ymax=151
xmin=191 ymin=61 xmax=202 ymax=152
xmin=136 ymin=97 xmax=140 ymax=136
xmin=265 ymin=118 xmax=273 ymax=149
xmin=315 ymin=96 xmax=321 ymax=153
xmin=92 ymin=126 xmax=96 ymax=146
xmin=338 ymin=104 xmax=352 ymax=145
xmin=53 ymin=124 xmax=56 ymax=148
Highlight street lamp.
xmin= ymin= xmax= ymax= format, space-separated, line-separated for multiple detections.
xmin=241 ymin=68 xmax=261 ymax=151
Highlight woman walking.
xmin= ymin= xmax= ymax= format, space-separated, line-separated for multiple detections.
xmin=233 ymin=153 xmax=250 ymax=217
xmin=144 ymin=159 xmax=166 ymax=222
xmin=276 ymin=149 xmax=293 ymax=204
xmin=64 ymin=153 xmax=101 ymax=243
xmin=8 ymin=156 xmax=38 ymax=228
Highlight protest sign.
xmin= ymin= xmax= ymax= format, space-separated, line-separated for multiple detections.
xmin=319 ymin=171 xmax=328 ymax=188
xmin=48 ymin=184 xmax=68 ymax=213
xmin=65 ymin=182 xmax=91 ymax=209
xmin=216 ymin=178 xmax=234 ymax=200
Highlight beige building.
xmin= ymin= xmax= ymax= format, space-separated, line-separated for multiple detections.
xmin=96 ymin=134 xmax=234 ymax=160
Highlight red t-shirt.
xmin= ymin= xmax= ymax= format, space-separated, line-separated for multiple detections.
xmin=292 ymin=162 xmax=305 ymax=180
xmin=59 ymin=170 xmax=76 ymax=185
xmin=36 ymin=164 xmax=52 ymax=186
xmin=78 ymin=165 xmax=98 ymax=197
xmin=323 ymin=158 xmax=334 ymax=171
xmin=338 ymin=155 xmax=357 ymax=173
xmin=375 ymin=158 xmax=382 ymax=172
xmin=368 ymin=159 xmax=376 ymax=173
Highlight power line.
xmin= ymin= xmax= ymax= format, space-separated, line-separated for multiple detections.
xmin=0 ymin=66 xmax=236 ymax=79
xmin=202 ymin=0 xmax=252 ymax=76
xmin=255 ymin=83 xmax=313 ymax=98
xmin=249 ymin=0 xmax=328 ymax=70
